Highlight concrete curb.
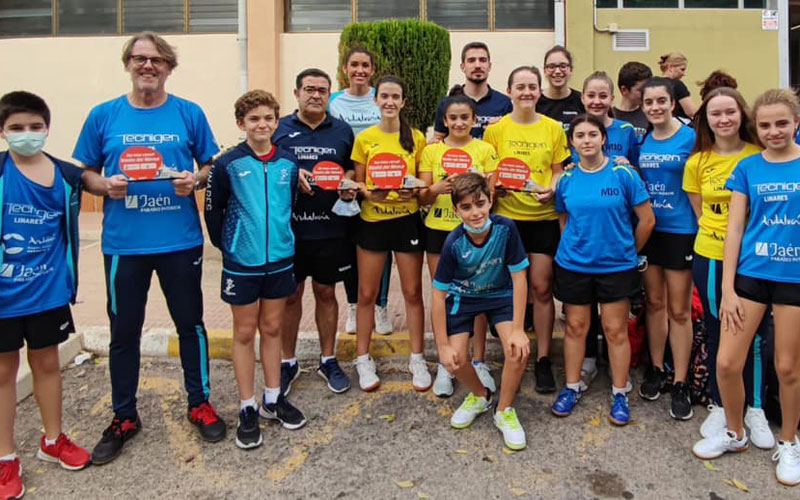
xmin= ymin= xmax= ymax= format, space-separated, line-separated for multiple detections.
xmin=16 ymin=334 xmax=84 ymax=403
xmin=80 ymin=326 xmax=564 ymax=362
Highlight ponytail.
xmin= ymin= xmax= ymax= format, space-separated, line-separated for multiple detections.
xmin=376 ymin=75 xmax=415 ymax=154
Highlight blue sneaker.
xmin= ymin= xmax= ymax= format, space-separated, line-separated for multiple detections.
xmin=317 ymin=358 xmax=351 ymax=394
xmin=551 ymin=387 xmax=583 ymax=417
xmin=609 ymin=393 xmax=631 ymax=426
xmin=280 ymin=361 xmax=300 ymax=396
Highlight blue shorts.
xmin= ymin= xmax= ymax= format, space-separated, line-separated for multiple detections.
xmin=445 ymin=295 xmax=513 ymax=337
xmin=221 ymin=260 xmax=297 ymax=305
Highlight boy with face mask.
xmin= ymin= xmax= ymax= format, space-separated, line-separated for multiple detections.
xmin=0 ymin=91 xmax=89 ymax=500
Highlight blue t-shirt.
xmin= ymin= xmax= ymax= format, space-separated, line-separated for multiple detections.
xmin=273 ymin=112 xmax=354 ymax=241
xmin=433 ymin=87 xmax=513 ymax=139
xmin=433 ymin=215 xmax=529 ymax=299
xmin=555 ymin=163 xmax=650 ymax=273
xmin=72 ymin=95 xmax=219 ymax=255
xmin=0 ymin=156 xmax=70 ymax=318
xmin=570 ymin=119 xmax=639 ymax=168
xmin=329 ymin=88 xmax=380 ymax=137
xmin=725 ymin=153 xmax=800 ymax=284
xmin=638 ymin=125 xmax=698 ymax=234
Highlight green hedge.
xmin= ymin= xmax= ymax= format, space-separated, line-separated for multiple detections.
xmin=338 ymin=19 xmax=450 ymax=132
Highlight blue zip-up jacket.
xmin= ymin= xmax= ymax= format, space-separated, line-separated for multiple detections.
xmin=204 ymin=141 xmax=298 ymax=268
xmin=0 ymin=151 xmax=82 ymax=303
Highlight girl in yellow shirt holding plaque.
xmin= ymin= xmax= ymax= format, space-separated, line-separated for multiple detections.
xmin=418 ymin=92 xmax=499 ymax=397
xmin=351 ymin=75 xmax=428 ymax=393
xmin=483 ymin=66 xmax=570 ymax=394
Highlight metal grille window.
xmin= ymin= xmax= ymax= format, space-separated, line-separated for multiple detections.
xmin=495 ymin=0 xmax=554 ymax=29
xmin=189 ymin=0 xmax=238 ymax=32
xmin=427 ymin=0 xmax=489 ymax=30
xmin=0 ymin=1 xmax=240 ymax=37
xmin=285 ymin=0 xmax=352 ymax=31
xmin=599 ymin=0 xmax=766 ymax=7
xmin=59 ymin=0 xmax=117 ymax=35
xmin=356 ymin=0 xmax=420 ymax=22
xmin=0 ymin=0 xmax=52 ymax=37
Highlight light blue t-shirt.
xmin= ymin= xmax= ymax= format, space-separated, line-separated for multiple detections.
xmin=73 ymin=95 xmax=219 ymax=255
xmin=638 ymin=125 xmax=698 ymax=234
xmin=433 ymin=215 xmax=529 ymax=299
xmin=725 ymin=153 xmax=800 ymax=284
xmin=328 ymin=88 xmax=380 ymax=137
xmin=555 ymin=163 xmax=650 ymax=273
xmin=0 ymin=156 xmax=70 ymax=318
xmin=570 ymin=119 xmax=639 ymax=168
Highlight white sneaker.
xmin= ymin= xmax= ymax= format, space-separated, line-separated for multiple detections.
xmin=374 ymin=305 xmax=393 ymax=334
xmin=773 ymin=438 xmax=800 ymax=486
xmin=579 ymin=361 xmax=598 ymax=392
xmin=473 ymin=361 xmax=497 ymax=393
xmin=433 ymin=363 xmax=454 ymax=397
xmin=693 ymin=429 xmax=748 ymax=459
xmin=700 ymin=404 xmax=727 ymax=439
xmin=494 ymin=407 xmax=526 ymax=450
xmin=745 ymin=406 xmax=776 ymax=450
xmin=345 ymin=303 xmax=357 ymax=334
xmin=409 ymin=356 xmax=432 ymax=391
xmin=354 ymin=356 xmax=380 ymax=391
xmin=450 ymin=391 xmax=491 ymax=429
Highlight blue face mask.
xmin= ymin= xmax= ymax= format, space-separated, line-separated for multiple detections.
xmin=463 ymin=217 xmax=492 ymax=234
xmin=5 ymin=131 xmax=47 ymax=156
xmin=332 ymin=197 xmax=361 ymax=217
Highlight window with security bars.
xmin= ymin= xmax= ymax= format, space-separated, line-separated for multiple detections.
xmin=0 ymin=0 xmax=239 ymax=37
xmin=598 ymin=0 xmax=767 ymax=7
xmin=285 ymin=0 xmax=554 ymax=32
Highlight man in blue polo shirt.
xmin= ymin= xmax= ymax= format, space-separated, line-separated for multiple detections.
xmin=74 ymin=32 xmax=226 ymax=465
xmin=432 ymin=42 xmax=513 ymax=141
xmin=274 ymin=68 xmax=355 ymax=395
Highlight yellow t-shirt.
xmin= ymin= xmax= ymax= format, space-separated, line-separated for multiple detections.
xmin=351 ymin=125 xmax=427 ymax=222
xmin=682 ymin=143 xmax=761 ymax=260
xmin=483 ymin=114 xmax=570 ymax=221
xmin=418 ymin=139 xmax=499 ymax=231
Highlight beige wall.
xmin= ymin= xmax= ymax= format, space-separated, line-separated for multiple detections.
xmin=566 ymin=5 xmax=779 ymax=107
xmin=276 ymin=31 xmax=555 ymax=115
xmin=0 ymin=34 xmax=242 ymax=161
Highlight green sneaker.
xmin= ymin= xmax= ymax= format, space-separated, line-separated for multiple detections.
xmin=494 ymin=407 xmax=526 ymax=450
xmin=450 ymin=392 xmax=491 ymax=429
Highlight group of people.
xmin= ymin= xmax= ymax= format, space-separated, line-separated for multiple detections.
xmin=0 ymin=31 xmax=799 ymax=499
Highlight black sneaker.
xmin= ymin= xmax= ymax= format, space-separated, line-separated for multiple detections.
xmin=235 ymin=406 xmax=263 ymax=449
xmin=524 ymin=304 xmax=534 ymax=332
xmin=280 ymin=361 xmax=300 ymax=396
xmin=639 ymin=365 xmax=668 ymax=401
xmin=188 ymin=401 xmax=227 ymax=442
xmin=259 ymin=394 xmax=307 ymax=430
xmin=534 ymin=356 xmax=557 ymax=394
xmin=669 ymin=382 xmax=694 ymax=420
xmin=91 ymin=415 xmax=141 ymax=465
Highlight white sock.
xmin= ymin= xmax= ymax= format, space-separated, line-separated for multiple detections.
xmin=612 ymin=386 xmax=627 ymax=396
xmin=263 ymin=387 xmax=280 ymax=405
xmin=44 ymin=437 xmax=57 ymax=447
xmin=471 ymin=359 xmax=484 ymax=367
xmin=282 ymin=358 xmax=297 ymax=367
xmin=566 ymin=382 xmax=582 ymax=392
xmin=357 ymin=354 xmax=370 ymax=364
xmin=0 ymin=452 xmax=17 ymax=461
xmin=410 ymin=352 xmax=424 ymax=362
xmin=240 ymin=397 xmax=257 ymax=411
xmin=320 ymin=355 xmax=335 ymax=363
xmin=581 ymin=357 xmax=597 ymax=373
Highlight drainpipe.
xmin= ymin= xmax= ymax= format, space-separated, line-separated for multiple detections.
xmin=238 ymin=0 xmax=248 ymax=92
xmin=554 ymin=0 xmax=565 ymax=46
xmin=779 ymin=0 xmax=789 ymax=87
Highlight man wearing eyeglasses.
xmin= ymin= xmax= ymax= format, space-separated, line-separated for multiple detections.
xmin=73 ymin=31 xmax=226 ymax=465
xmin=432 ymin=41 xmax=513 ymax=141
xmin=272 ymin=68 xmax=356 ymax=396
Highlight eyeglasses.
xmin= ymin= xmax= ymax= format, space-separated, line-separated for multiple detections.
xmin=302 ymin=86 xmax=329 ymax=96
xmin=544 ymin=63 xmax=571 ymax=72
xmin=129 ymin=55 xmax=168 ymax=67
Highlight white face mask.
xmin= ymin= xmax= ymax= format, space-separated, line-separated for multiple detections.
xmin=332 ymin=197 xmax=361 ymax=217
xmin=5 ymin=131 xmax=47 ymax=156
